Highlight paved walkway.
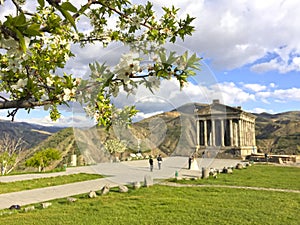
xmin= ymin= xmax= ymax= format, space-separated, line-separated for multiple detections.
xmin=0 ymin=157 xmax=241 ymax=210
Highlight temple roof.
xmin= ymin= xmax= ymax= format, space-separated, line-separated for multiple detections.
xmin=194 ymin=100 xmax=256 ymax=119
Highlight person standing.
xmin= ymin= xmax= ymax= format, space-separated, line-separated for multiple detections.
xmin=188 ymin=156 xmax=192 ymax=169
xmin=157 ymin=154 xmax=162 ymax=170
xmin=149 ymin=156 xmax=153 ymax=172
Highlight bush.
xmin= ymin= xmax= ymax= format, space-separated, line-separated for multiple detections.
xmin=25 ymin=148 xmax=61 ymax=172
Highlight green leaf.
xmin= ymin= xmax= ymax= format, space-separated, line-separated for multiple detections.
xmin=24 ymin=24 xmax=41 ymax=36
xmin=57 ymin=7 xmax=77 ymax=31
xmin=15 ymin=29 xmax=26 ymax=52
xmin=15 ymin=13 xmax=26 ymax=26
xmin=166 ymin=51 xmax=177 ymax=64
xmin=61 ymin=2 xmax=77 ymax=13
xmin=170 ymin=36 xmax=176 ymax=43
xmin=38 ymin=0 xmax=45 ymax=8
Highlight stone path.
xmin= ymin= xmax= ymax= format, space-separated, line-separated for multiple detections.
xmin=160 ymin=182 xmax=300 ymax=193
xmin=0 ymin=157 xmax=241 ymax=210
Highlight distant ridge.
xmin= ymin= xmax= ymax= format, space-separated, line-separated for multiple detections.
xmin=171 ymin=102 xmax=208 ymax=114
xmin=2 ymin=102 xmax=299 ymax=171
xmin=0 ymin=119 xmax=63 ymax=149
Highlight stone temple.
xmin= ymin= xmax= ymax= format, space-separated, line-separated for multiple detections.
xmin=194 ymin=99 xmax=257 ymax=158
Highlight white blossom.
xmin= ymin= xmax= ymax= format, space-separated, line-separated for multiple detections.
xmin=7 ymin=58 xmax=20 ymax=73
xmin=131 ymin=16 xmax=142 ymax=29
xmin=46 ymin=77 xmax=53 ymax=86
xmin=11 ymin=78 xmax=28 ymax=90
xmin=159 ymin=28 xmax=172 ymax=36
xmin=42 ymin=7 xmax=52 ymax=16
xmin=133 ymin=4 xmax=138 ymax=10
xmin=63 ymin=88 xmax=76 ymax=101
xmin=64 ymin=52 xmax=70 ymax=61
xmin=114 ymin=52 xmax=141 ymax=79
xmin=73 ymin=78 xmax=81 ymax=86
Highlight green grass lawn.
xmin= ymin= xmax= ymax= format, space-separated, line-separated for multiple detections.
xmin=174 ymin=164 xmax=300 ymax=190
xmin=0 ymin=185 xmax=299 ymax=225
xmin=0 ymin=173 xmax=102 ymax=194
xmin=0 ymin=164 xmax=299 ymax=225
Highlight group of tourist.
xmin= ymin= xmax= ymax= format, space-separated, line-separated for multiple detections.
xmin=188 ymin=155 xmax=200 ymax=170
xmin=148 ymin=154 xmax=163 ymax=172
xmin=148 ymin=154 xmax=201 ymax=172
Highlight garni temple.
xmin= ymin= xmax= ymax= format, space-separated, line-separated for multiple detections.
xmin=194 ymin=99 xmax=257 ymax=158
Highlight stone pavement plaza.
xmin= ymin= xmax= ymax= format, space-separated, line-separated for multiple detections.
xmin=0 ymin=157 xmax=241 ymax=210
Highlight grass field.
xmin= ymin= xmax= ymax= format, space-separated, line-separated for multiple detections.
xmin=0 ymin=164 xmax=299 ymax=225
xmin=173 ymin=164 xmax=300 ymax=190
xmin=0 ymin=173 xmax=102 ymax=194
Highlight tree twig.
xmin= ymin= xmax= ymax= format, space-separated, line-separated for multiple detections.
xmin=11 ymin=0 xmax=35 ymax=16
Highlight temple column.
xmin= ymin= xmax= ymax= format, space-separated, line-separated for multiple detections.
xmin=235 ymin=122 xmax=239 ymax=146
xmin=248 ymin=121 xmax=251 ymax=146
xmin=211 ymin=119 xmax=215 ymax=146
xmin=244 ymin=121 xmax=247 ymax=146
xmin=248 ymin=121 xmax=250 ymax=145
xmin=221 ymin=119 xmax=225 ymax=147
xmin=247 ymin=121 xmax=250 ymax=146
xmin=252 ymin=122 xmax=256 ymax=146
xmin=245 ymin=120 xmax=247 ymax=146
xmin=244 ymin=120 xmax=246 ymax=146
xmin=238 ymin=119 xmax=243 ymax=147
xmin=196 ymin=120 xmax=200 ymax=146
xmin=229 ymin=119 xmax=233 ymax=146
xmin=204 ymin=119 xmax=207 ymax=146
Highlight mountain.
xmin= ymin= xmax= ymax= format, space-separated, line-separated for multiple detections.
xmin=0 ymin=119 xmax=63 ymax=149
xmin=254 ymin=111 xmax=300 ymax=155
xmin=21 ymin=102 xmax=226 ymax=166
xmin=10 ymin=103 xmax=300 ymax=170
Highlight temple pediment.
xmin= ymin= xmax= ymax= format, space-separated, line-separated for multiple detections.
xmin=194 ymin=100 xmax=257 ymax=158
xmin=195 ymin=101 xmax=256 ymax=119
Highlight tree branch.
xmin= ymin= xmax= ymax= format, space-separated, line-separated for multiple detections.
xmin=11 ymin=0 xmax=35 ymax=16
xmin=90 ymin=1 xmax=151 ymax=29
xmin=0 ymin=96 xmax=8 ymax=102
xmin=7 ymin=108 xmax=19 ymax=121
xmin=0 ymin=24 xmax=18 ymax=40
xmin=0 ymin=99 xmax=54 ymax=110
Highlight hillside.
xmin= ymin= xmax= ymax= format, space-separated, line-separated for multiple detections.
xmin=18 ymin=108 xmax=206 ymax=165
xmin=27 ymin=122 xmax=171 ymax=167
xmin=133 ymin=105 xmax=300 ymax=156
xmin=0 ymin=119 xmax=63 ymax=149
xmin=11 ymin=103 xmax=300 ymax=169
xmin=254 ymin=111 xmax=300 ymax=154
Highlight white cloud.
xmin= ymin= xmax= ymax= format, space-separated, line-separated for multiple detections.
xmin=256 ymin=87 xmax=300 ymax=103
xmin=210 ymin=82 xmax=255 ymax=105
xmin=273 ymin=88 xmax=300 ymax=101
xmin=154 ymin=0 xmax=300 ymax=73
xmin=3 ymin=0 xmax=300 ymax=74
xmin=274 ymin=99 xmax=286 ymax=103
xmin=18 ymin=113 xmax=95 ymax=128
xmin=112 ymin=78 xmax=257 ymax=117
xmin=243 ymin=83 xmax=267 ymax=92
xmin=256 ymin=91 xmax=271 ymax=99
xmin=133 ymin=111 xmax=164 ymax=122
xmin=250 ymin=107 xmax=274 ymax=114
xmin=251 ymin=59 xmax=278 ymax=73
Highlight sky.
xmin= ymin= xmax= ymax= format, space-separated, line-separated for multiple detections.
xmin=0 ymin=0 xmax=300 ymax=127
